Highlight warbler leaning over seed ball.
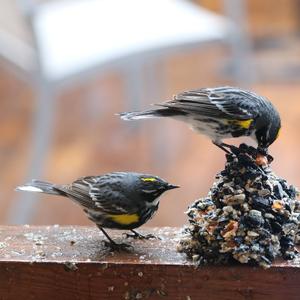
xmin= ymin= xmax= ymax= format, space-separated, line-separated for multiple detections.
xmin=16 ymin=172 xmax=179 ymax=251
xmin=119 ymin=86 xmax=281 ymax=154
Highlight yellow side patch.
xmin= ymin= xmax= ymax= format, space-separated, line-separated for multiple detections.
xmin=109 ymin=213 xmax=139 ymax=225
xmin=236 ymin=119 xmax=253 ymax=129
xmin=141 ymin=177 xmax=157 ymax=182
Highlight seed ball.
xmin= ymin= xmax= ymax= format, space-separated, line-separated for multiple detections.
xmin=244 ymin=210 xmax=264 ymax=228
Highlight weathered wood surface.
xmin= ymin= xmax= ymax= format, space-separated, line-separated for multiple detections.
xmin=0 ymin=226 xmax=299 ymax=300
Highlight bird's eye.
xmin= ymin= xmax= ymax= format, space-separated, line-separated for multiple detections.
xmin=141 ymin=189 xmax=158 ymax=194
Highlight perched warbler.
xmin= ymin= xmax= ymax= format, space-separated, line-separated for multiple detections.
xmin=16 ymin=172 xmax=179 ymax=250
xmin=120 ymin=86 xmax=281 ymax=154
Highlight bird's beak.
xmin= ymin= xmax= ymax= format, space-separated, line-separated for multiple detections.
xmin=166 ymin=184 xmax=180 ymax=190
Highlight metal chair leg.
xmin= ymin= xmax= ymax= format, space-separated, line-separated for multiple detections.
xmin=223 ymin=0 xmax=256 ymax=85
xmin=7 ymin=81 xmax=55 ymax=224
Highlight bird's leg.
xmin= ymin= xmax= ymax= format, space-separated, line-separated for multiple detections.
xmin=98 ymin=226 xmax=133 ymax=252
xmin=213 ymin=141 xmax=240 ymax=154
xmin=212 ymin=141 xmax=231 ymax=153
xmin=124 ymin=229 xmax=159 ymax=240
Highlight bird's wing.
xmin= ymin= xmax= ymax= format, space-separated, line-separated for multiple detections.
xmin=58 ymin=175 xmax=135 ymax=215
xmin=158 ymin=87 xmax=260 ymax=120
xmin=87 ymin=176 xmax=135 ymax=214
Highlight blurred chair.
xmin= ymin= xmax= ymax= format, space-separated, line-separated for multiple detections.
xmin=0 ymin=0 xmax=250 ymax=223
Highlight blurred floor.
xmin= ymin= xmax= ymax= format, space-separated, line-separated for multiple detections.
xmin=1 ymin=0 xmax=300 ymax=227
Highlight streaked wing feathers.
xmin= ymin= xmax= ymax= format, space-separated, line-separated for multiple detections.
xmin=157 ymin=87 xmax=259 ymax=120
xmin=61 ymin=175 xmax=133 ymax=215
xmin=89 ymin=186 xmax=129 ymax=214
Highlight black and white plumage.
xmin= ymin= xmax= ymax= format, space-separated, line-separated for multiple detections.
xmin=16 ymin=172 xmax=178 ymax=250
xmin=120 ymin=86 xmax=281 ymax=152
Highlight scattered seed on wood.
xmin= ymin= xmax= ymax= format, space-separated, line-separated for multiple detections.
xmin=64 ymin=261 xmax=78 ymax=272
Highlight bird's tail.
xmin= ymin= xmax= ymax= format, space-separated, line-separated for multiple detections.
xmin=16 ymin=180 xmax=64 ymax=196
xmin=119 ymin=108 xmax=182 ymax=121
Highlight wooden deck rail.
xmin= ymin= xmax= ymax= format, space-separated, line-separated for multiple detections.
xmin=0 ymin=226 xmax=299 ymax=300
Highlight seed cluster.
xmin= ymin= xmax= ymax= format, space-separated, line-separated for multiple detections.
xmin=178 ymin=144 xmax=300 ymax=268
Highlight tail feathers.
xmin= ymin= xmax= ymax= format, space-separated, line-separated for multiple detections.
xmin=16 ymin=180 xmax=63 ymax=196
xmin=119 ymin=109 xmax=161 ymax=121
xmin=119 ymin=108 xmax=182 ymax=121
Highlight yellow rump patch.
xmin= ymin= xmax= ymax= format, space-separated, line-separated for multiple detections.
xmin=109 ymin=213 xmax=139 ymax=225
xmin=236 ymin=119 xmax=253 ymax=129
xmin=141 ymin=177 xmax=157 ymax=182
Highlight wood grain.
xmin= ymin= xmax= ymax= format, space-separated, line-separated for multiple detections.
xmin=0 ymin=226 xmax=299 ymax=300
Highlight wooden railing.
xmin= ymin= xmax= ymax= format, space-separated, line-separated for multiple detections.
xmin=0 ymin=226 xmax=299 ymax=300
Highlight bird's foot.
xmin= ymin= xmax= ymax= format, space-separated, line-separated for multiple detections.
xmin=102 ymin=240 xmax=133 ymax=252
xmin=98 ymin=226 xmax=134 ymax=252
xmin=124 ymin=230 xmax=160 ymax=240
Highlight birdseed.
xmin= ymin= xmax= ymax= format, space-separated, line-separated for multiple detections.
xmin=178 ymin=143 xmax=300 ymax=268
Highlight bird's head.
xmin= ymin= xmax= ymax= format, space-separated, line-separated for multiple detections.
xmin=137 ymin=175 xmax=179 ymax=202
xmin=255 ymin=116 xmax=281 ymax=154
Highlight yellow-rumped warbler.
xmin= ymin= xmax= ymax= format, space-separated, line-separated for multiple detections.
xmin=16 ymin=172 xmax=178 ymax=250
xmin=119 ymin=86 xmax=281 ymax=153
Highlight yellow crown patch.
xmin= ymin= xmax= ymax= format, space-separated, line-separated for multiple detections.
xmin=275 ymin=127 xmax=281 ymax=140
xmin=141 ymin=177 xmax=157 ymax=182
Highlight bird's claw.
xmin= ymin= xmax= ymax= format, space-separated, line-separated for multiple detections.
xmin=226 ymin=144 xmax=240 ymax=155
xmin=124 ymin=232 xmax=160 ymax=240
